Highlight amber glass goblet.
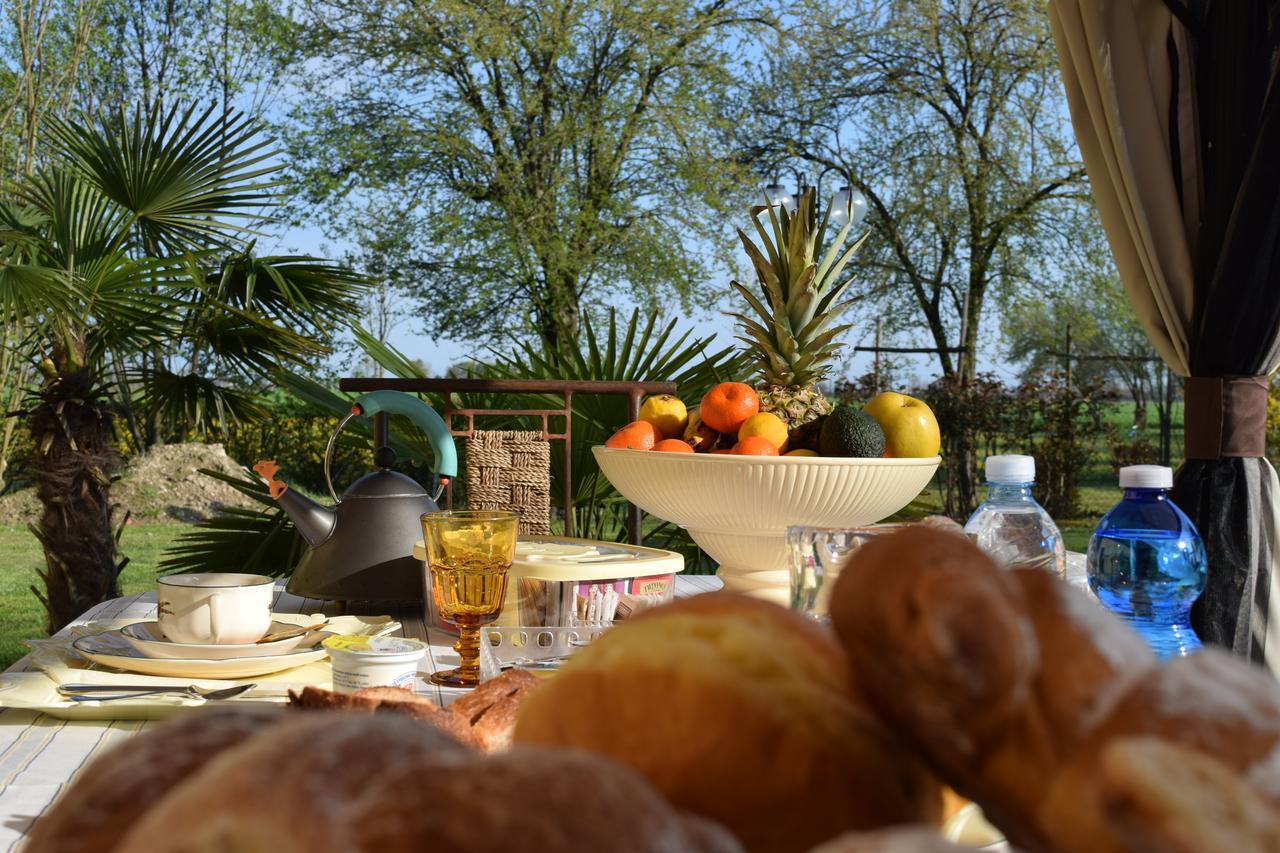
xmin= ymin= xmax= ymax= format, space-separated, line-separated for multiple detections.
xmin=421 ymin=510 xmax=518 ymax=688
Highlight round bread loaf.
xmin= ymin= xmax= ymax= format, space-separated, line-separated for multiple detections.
xmin=512 ymin=591 xmax=941 ymax=853
xmin=114 ymin=712 xmax=740 ymax=853
xmin=25 ymin=705 xmax=285 ymax=853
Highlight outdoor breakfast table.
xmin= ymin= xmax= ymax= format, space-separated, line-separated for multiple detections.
xmin=0 ymin=574 xmax=725 ymax=850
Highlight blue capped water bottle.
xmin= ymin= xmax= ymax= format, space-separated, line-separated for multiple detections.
xmin=964 ymin=455 xmax=1066 ymax=577
xmin=1087 ymin=465 xmax=1206 ymax=659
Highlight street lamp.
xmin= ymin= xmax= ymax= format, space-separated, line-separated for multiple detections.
xmin=829 ymin=184 xmax=868 ymax=229
xmin=762 ymin=169 xmax=868 ymax=230
xmin=763 ymin=182 xmax=792 ymax=211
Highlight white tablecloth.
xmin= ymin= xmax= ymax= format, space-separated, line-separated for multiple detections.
xmin=0 ymin=574 xmax=724 ymax=850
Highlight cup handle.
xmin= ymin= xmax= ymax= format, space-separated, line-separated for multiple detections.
xmin=208 ymin=594 xmax=222 ymax=643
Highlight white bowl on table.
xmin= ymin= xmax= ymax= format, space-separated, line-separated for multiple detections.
xmin=593 ymin=446 xmax=941 ymax=605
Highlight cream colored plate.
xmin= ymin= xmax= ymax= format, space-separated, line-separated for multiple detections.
xmin=120 ymin=620 xmax=322 ymax=660
xmin=72 ymin=631 xmax=326 ymax=678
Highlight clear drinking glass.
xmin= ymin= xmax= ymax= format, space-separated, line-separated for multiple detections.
xmin=420 ymin=510 xmax=519 ymax=688
xmin=787 ymin=525 xmax=888 ymax=621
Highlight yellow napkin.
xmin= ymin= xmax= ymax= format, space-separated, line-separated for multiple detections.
xmin=4 ymin=614 xmax=399 ymax=720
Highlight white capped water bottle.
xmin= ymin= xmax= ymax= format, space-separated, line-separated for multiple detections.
xmin=964 ymin=455 xmax=1066 ymax=577
xmin=1087 ymin=465 xmax=1206 ymax=659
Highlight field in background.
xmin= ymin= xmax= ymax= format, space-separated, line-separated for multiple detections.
xmin=0 ymin=524 xmax=183 ymax=668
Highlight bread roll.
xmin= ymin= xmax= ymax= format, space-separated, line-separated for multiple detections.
xmin=1099 ymin=737 xmax=1280 ymax=853
xmin=1037 ymin=650 xmax=1280 ymax=852
xmin=115 ymin=713 xmax=740 ymax=852
xmin=829 ymin=524 xmax=1280 ymax=853
xmin=513 ymin=592 xmax=940 ymax=853
xmin=827 ymin=525 xmax=1154 ymax=850
xmin=25 ymin=706 xmax=285 ymax=853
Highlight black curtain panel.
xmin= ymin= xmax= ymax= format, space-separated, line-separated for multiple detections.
xmin=1164 ymin=0 xmax=1280 ymax=662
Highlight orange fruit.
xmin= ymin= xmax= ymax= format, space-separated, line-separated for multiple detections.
xmin=732 ymin=436 xmax=779 ymax=456
xmin=654 ymin=438 xmax=694 ymax=453
xmin=605 ymin=421 xmax=658 ymax=450
xmin=700 ymin=382 xmax=760 ymax=433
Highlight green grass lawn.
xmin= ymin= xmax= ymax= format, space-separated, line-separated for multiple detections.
xmin=0 ymin=523 xmax=187 ymax=669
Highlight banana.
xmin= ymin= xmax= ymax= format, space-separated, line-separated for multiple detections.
xmin=683 ymin=407 xmax=720 ymax=452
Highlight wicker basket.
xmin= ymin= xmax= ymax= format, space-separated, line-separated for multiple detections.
xmin=465 ymin=430 xmax=551 ymax=534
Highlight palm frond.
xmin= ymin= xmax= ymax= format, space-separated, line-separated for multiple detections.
xmin=42 ymin=101 xmax=280 ymax=255
xmin=135 ymin=369 xmax=269 ymax=431
xmin=214 ymin=251 xmax=367 ymax=330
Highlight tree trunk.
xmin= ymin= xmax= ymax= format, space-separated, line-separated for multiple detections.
xmin=535 ymin=272 xmax=581 ymax=351
xmin=28 ymin=361 xmax=125 ymax=633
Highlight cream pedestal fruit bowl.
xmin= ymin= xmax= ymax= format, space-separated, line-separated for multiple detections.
xmin=593 ymin=447 xmax=941 ymax=605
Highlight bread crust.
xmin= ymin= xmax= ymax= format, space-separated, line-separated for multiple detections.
xmin=828 ymin=524 xmax=1280 ymax=853
xmin=113 ymin=713 xmax=741 ymax=853
xmin=24 ymin=706 xmax=285 ymax=853
xmin=514 ymin=591 xmax=940 ymax=853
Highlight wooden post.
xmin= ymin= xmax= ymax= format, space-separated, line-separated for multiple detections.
xmin=873 ymin=316 xmax=883 ymax=393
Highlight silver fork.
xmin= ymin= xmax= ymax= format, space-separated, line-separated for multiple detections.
xmin=57 ymin=683 xmax=256 ymax=702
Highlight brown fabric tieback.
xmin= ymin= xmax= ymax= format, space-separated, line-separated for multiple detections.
xmin=1184 ymin=375 xmax=1269 ymax=459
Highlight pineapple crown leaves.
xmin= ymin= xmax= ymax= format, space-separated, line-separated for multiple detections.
xmin=729 ymin=187 xmax=867 ymax=386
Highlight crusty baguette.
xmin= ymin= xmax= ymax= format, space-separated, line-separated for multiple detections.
xmin=288 ymin=684 xmax=478 ymax=745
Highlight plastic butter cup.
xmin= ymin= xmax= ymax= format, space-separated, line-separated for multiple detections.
xmin=322 ymin=635 xmax=429 ymax=693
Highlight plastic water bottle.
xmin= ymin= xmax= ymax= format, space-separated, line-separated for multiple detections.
xmin=964 ymin=455 xmax=1066 ymax=578
xmin=1087 ymin=465 xmax=1206 ymax=659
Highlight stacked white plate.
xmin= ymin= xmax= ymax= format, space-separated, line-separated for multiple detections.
xmin=71 ymin=616 xmax=333 ymax=679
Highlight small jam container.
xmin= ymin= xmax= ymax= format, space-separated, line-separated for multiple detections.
xmin=322 ymin=635 xmax=429 ymax=693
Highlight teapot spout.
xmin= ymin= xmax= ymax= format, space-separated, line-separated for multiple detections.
xmin=254 ymin=460 xmax=337 ymax=548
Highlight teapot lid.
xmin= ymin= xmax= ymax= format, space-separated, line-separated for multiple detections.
xmin=343 ymin=469 xmax=430 ymax=499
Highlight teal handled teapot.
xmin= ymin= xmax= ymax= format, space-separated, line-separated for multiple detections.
xmin=255 ymin=390 xmax=457 ymax=603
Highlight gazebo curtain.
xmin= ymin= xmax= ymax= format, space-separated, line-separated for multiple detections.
xmin=1049 ymin=0 xmax=1280 ymax=669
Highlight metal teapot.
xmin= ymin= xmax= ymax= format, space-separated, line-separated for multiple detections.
xmin=254 ymin=390 xmax=457 ymax=603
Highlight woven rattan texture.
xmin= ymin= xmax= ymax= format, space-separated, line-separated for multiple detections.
xmin=465 ymin=430 xmax=551 ymax=534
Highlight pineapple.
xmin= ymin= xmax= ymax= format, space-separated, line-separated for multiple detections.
xmin=729 ymin=187 xmax=867 ymax=430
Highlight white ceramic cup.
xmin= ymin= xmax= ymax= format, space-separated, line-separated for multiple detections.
xmin=157 ymin=574 xmax=274 ymax=645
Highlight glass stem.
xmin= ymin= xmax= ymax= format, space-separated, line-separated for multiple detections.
xmin=454 ymin=617 xmax=481 ymax=683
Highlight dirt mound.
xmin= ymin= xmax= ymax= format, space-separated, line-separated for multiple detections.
xmin=0 ymin=443 xmax=260 ymax=526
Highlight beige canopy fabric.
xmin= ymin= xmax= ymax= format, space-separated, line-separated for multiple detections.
xmin=1050 ymin=0 xmax=1280 ymax=670
xmin=1047 ymin=0 xmax=1194 ymax=376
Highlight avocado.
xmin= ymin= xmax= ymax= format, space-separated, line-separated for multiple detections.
xmin=819 ymin=405 xmax=885 ymax=457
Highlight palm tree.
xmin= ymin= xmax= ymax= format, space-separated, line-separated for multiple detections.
xmin=0 ymin=102 xmax=365 ymax=632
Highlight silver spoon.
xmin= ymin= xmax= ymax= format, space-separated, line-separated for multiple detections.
xmin=57 ymin=683 xmax=256 ymax=702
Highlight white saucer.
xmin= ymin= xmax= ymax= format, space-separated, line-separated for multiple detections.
xmin=120 ymin=620 xmax=324 ymax=660
xmin=72 ymin=631 xmax=327 ymax=679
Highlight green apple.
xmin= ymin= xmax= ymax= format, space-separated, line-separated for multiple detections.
xmin=863 ymin=392 xmax=941 ymax=458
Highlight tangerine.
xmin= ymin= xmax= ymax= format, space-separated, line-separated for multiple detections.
xmin=653 ymin=438 xmax=694 ymax=453
xmin=700 ymin=382 xmax=760 ymax=433
xmin=732 ymin=436 xmax=779 ymax=456
xmin=605 ymin=421 xmax=658 ymax=450
xmin=737 ymin=412 xmax=788 ymax=452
